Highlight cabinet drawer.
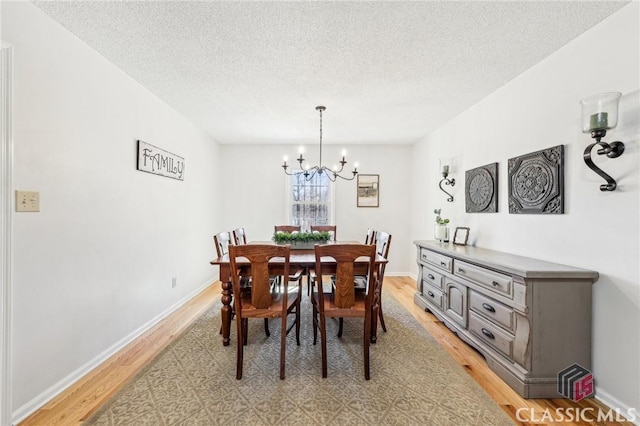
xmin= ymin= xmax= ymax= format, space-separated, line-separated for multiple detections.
xmin=422 ymin=283 xmax=444 ymax=311
xmin=420 ymin=248 xmax=453 ymax=273
xmin=469 ymin=311 xmax=514 ymax=359
xmin=422 ymin=266 xmax=445 ymax=290
xmin=454 ymin=260 xmax=512 ymax=298
xmin=469 ymin=290 xmax=515 ymax=333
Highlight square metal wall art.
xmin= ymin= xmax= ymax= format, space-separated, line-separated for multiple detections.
xmin=465 ymin=162 xmax=498 ymax=213
xmin=508 ymin=145 xmax=564 ymax=214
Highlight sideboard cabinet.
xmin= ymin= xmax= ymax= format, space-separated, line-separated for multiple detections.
xmin=414 ymin=240 xmax=598 ymax=398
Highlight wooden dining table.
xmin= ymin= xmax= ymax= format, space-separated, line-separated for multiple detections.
xmin=210 ymin=241 xmax=388 ymax=346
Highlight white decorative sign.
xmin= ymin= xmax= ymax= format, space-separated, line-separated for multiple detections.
xmin=137 ymin=140 xmax=184 ymax=180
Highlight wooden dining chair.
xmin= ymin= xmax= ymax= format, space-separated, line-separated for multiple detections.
xmin=232 ymin=227 xmax=247 ymax=245
xmin=214 ymin=231 xmax=269 ymax=336
xmin=213 ymin=231 xmax=233 ymax=258
xmin=310 ymin=225 xmax=337 ymax=241
xmin=311 ymin=243 xmax=377 ymax=379
xmin=371 ymin=231 xmax=392 ymax=335
xmin=274 ymin=225 xmax=301 ymax=234
xmin=364 ymin=228 xmax=376 ymax=245
xmin=229 ymin=244 xmax=302 ymax=380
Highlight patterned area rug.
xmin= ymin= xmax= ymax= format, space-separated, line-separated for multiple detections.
xmin=85 ymin=290 xmax=514 ymax=425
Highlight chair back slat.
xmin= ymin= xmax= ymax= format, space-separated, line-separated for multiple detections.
xmin=310 ymin=225 xmax=337 ymax=241
xmin=229 ymin=244 xmax=290 ymax=310
xmin=274 ymin=225 xmax=301 ymax=234
xmin=233 ymin=227 xmax=247 ymax=245
xmin=364 ymin=228 xmax=376 ymax=245
xmin=314 ymin=244 xmax=376 ymax=309
xmin=213 ymin=232 xmax=232 ymax=257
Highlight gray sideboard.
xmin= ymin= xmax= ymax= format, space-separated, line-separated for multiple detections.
xmin=413 ymin=240 xmax=598 ymax=398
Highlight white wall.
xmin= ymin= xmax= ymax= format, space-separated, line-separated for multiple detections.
xmin=218 ymin=143 xmax=413 ymax=274
xmin=410 ymin=3 xmax=639 ymax=413
xmin=3 ymin=2 xmax=220 ymax=421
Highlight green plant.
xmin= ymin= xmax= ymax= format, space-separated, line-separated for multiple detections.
xmin=272 ymin=231 xmax=331 ymax=243
xmin=434 ymin=209 xmax=450 ymax=225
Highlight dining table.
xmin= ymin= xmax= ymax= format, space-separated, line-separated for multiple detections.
xmin=210 ymin=241 xmax=388 ymax=346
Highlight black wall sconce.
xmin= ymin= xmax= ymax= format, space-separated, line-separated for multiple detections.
xmin=580 ymin=92 xmax=625 ymax=191
xmin=439 ymin=158 xmax=455 ymax=202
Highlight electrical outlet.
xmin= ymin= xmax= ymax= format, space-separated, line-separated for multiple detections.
xmin=172 ymin=276 xmax=177 ymax=288
xmin=16 ymin=190 xmax=40 ymax=212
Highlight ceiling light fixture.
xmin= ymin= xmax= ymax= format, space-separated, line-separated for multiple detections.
xmin=281 ymin=106 xmax=358 ymax=181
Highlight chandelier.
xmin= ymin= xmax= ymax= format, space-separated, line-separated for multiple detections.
xmin=281 ymin=106 xmax=359 ymax=181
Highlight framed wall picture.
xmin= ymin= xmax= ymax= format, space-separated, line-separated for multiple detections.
xmin=508 ymin=145 xmax=564 ymax=214
xmin=357 ymin=174 xmax=379 ymax=207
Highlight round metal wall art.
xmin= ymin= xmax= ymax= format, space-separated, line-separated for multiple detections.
xmin=465 ymin=162 xmax=498 ymax=213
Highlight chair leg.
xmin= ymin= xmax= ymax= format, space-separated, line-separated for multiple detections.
xmin=264 ymin=318 xmax=270 ymax=337
xmin=295 ymin=296 xmax=301 ymax=346
xmin=312 ymin=301 xmax=318 ymax=345
xmin=364 ymin=314 xmax=371 ymax=380
xmin=242 ymin=318 xmax=248 ymax=346
xmin=280 ymin=312 xmax=287 ymax=380
xmin=236 ymin=316 xmax=244 ymax=380
xmin=378 ymin=305 xmax=387 ymax=332
xmin=370 ymin=305 xmax=379 ymax=344
xmin=320 ymin=314 xmax=328 ymax=378
xmin=338 ymin=318 xmax=344 ymax=338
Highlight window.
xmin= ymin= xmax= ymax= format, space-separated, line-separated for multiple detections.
xmin=288 ymin=172 xmax=334 ymax=227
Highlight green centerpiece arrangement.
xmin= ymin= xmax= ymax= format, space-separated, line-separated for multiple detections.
xmin=273 ymin=231 xmax=331 ymax=249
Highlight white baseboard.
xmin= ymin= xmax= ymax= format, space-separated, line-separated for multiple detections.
xmin=12 ymin=277 xmax=217 ymax=425
xmin=595 ymin=386 xmax=639 ymax=425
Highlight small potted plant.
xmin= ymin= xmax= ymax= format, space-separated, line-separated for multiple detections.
xmin=434 ymin=209 xmax=450 ymax=242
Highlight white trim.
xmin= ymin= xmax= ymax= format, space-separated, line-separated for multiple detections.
xmin=1 ymin=43 xmax=14 ymax=426
xmin=12 ymin=277 xmax=217 ymax=424
xmin=595 ymin=386 xmax=639 ymax=425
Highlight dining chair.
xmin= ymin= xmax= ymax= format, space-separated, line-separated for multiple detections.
xmin=214 ymin=231 xmax=270 ymax=337
xmin=274 ymin=225 xmax=301 ymax=234
xmin=232 ymin=227 xmax=247 ymax=245
xmin=372 ymin=231 xmax=392 ymax=334
xmin=364 ymin=228 xmax=376 ymax=245
xmin=213 ymin=231 xmax=233 ymax=258
xmin=311 ymin=243 xmax=377 ymax=379
xmin=310 ymin=225 xmax=337 ymax=241
xmin=229 ymin=244 xmax=302 ymax=379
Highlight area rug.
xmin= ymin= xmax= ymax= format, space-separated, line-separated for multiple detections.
xmin=85 ymin=290 xmax=514 ymax=425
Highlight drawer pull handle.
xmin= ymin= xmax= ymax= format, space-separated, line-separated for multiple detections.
xmin=427 ymin=274 xmax=435 ymax=280
xmin=492 ymin=281 xmax=500 ymax=287
xmin=482 ymin=303 xmax=495 ymax=313
xmin=427 ymin=291 xmax=435 ymax=297
xmin=441 ymin=261 xmax=447 ymax=266
xmin=481 ymin=328 xmax=495 ymax=339
xmin=458 ymin=268 xmax=465 ymax=273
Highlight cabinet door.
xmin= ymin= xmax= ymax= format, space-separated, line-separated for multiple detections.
xmin=444 ymin=279 xmax=468 ymax=328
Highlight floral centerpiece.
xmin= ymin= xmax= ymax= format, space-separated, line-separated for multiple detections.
xmin=434 ymin=209 xmax=450 ymax=242
xmin=273 ymin=231 xmax=331 ymax=249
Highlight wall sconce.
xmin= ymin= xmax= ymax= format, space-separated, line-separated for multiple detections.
xmin=438 ymin=158 xmax=455 ymax=202
xmin=580 ymin=92 xmax=625 ymax=191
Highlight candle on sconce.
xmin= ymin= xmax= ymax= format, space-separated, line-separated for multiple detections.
xmin=589 ymin=112 xmax=608 ymax=131
xmin=442 ymin=165 xmax=450 ymax=175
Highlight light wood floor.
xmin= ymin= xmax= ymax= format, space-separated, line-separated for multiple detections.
xmin=19 ymin=277 xmax=630 ymax=426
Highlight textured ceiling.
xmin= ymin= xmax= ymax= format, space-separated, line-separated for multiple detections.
xmin=33 ymin=1 xmax=628 ymax=145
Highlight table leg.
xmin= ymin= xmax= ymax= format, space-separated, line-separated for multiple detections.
xmin=219 ymin=265 xmax=232 ymax=346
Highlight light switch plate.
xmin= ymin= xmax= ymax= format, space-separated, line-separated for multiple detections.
xmin=16 ymin=190 xmax=40 ymax=212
